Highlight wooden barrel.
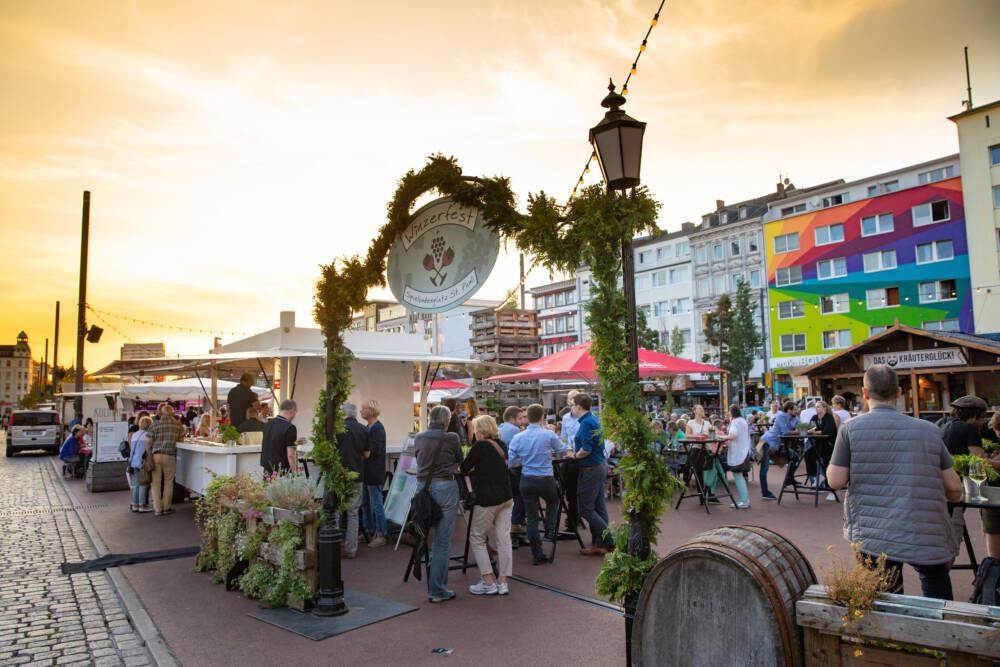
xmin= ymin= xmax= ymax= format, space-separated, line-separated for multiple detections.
xmin=632 ymin=525 xmax=816 ymax=667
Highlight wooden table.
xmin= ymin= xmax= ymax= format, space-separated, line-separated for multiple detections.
xmin=949 ymin=483 xmax=1000 ymax=572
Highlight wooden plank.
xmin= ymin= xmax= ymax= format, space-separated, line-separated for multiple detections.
xmin=945 ymin=653 xmax=992 ymax=667
xmin=804 ymin=629 xmax=842 ymax=666
xmin=839 ymin=643 xmax=939 ymax=667
xmin=258 ymin=543 xmax=316 ymax=570
xmin=272 ymin=507 xmax=309 ymax=526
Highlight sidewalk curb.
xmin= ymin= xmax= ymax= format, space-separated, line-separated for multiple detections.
xmin=50 ymin=458 xmax=180 ymax=667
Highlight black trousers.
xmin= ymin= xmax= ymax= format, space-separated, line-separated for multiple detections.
xmin=860 ymin=552 xmax=953 ymax=600
xmin=562 ymin=460 xmax=580 ymax=528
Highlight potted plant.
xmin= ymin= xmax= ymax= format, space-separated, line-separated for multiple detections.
xmin=220 ymin=424 xmax=241 ymax=446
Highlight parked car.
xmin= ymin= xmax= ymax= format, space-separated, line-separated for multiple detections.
xmin=6 ymin=410 xmax=62 ymax=457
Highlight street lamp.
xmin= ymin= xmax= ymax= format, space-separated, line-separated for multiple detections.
xmin=589 ymin=79 xmax=647 ymax=667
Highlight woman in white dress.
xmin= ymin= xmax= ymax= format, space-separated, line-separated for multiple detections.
xmin=720 ymin=404 xmax=752 ymax=508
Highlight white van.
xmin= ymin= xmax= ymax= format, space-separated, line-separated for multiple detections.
xmin=6 ymin=410 xmax=62 ymax=457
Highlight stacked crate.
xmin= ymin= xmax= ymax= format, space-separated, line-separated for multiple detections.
xmin=470 ymin=308 xmax=541 ymax=409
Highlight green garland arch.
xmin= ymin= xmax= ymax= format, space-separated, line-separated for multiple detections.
xmin=312 ymin=154 xmax=681 ymax=603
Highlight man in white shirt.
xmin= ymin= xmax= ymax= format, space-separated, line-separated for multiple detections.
xmin=832 ymin=395 xmax=851 ymax=426
xmin=799 ymin=401 xmax=817 ymax=427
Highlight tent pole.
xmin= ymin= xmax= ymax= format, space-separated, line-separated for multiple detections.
xmin=210 ymin=362 xmax=218 ymax=429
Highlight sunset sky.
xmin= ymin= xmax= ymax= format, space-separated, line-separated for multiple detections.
xmin=2 ymin=0 xmax=999 ymax=373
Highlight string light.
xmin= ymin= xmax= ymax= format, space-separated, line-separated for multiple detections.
xmin=85 ymin=304 xmax=251 ymax=337
xmin=565 ymin=0 xmax=666 ymax=206
xmin=88 ymin=310 xmax=135 ymax=343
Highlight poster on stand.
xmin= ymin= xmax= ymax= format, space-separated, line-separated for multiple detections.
xmin=383 ymin=454 xmax=419 ymax=526
xmin=95 ymin=421 xmax=130 ymax=463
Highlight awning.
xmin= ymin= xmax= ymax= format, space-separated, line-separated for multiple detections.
xmin=684 ymin=386 xmax=720 ymax=396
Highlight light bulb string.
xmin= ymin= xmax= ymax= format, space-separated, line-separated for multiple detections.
xmin=87 ymin=309 xmax=136 ymax=343
xmin=566 ymin=0 xmax=666 ymax=207
xmin=85 ymin=304 xmax=251 ymax=337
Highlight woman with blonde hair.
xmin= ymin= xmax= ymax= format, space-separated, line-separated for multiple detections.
xmin=459 ymin=414 xmax=513 ymax=595
xmin=361 ymin=399 xmax=389 ymax=547
xmin=196 ymin=413 xmax=213 ymax=438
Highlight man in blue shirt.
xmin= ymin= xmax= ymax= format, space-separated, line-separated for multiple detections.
xmin=508 ymin=404 xmax=567 ymax=565
xmin=498 ymin=406 xmax=526 ymax=534
xmin=558 ymin=391 xmax=582 ymax=532
xmin=758 ymin=400 xmax=799 ymax=500
xmin=566 ymin=394 xmax=614 ymax=554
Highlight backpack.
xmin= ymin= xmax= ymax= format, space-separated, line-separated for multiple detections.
xmin=970 ymin=556 xmax=1000 ymax=606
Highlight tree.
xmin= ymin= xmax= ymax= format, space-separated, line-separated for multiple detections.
xmin=659 ymin=326 xmax=687 ymax=413
xmin=19 ymin=388 xmax=41 ymax=409
xmin=635 ymin=308 xmax=659 ymax=350
xmin=669 ymin=325 xmax=685 ymax=358
xmin=702 ymin=281 xmax=761 ymax=406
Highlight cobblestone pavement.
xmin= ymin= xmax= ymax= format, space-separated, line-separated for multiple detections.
xmin=0 ymin=453 xmax=154 ymax=667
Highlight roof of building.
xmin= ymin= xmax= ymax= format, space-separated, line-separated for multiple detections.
xmin=948 ymin=99 xmax=1000 ymax=121
xmin=632 ymin=223 xmax=698 ymax=249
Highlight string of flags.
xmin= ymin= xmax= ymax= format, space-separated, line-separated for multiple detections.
xmin=566 ymin=0 xmax=665 ymax=208
xmin=85 ymin=304 xmax=251 ymax=337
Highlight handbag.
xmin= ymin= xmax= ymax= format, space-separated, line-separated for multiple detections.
xmin=118 ymin=439 xmax=131 ymax=460
xmin=729 ymin=449 xmax=754 ymax=473
xmin=410 ymin=434 xmax=446 ymax=537
xmin=138 ymin=450 xmax=153 ymax=486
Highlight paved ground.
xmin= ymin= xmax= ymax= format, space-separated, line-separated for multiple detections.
xmin=0 ymin=451 xmax=154 ymax=667
xmin=2 ymin=444 xmax=987 ymax=666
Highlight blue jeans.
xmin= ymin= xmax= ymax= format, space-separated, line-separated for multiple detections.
xmin=520 ymin=476 xmax=558 ymax=559
xmin=361 ymin=483 xmax=388 ymax=537
xmin=759 ymin=440 xmax=778 ymax=496
xmin=427 ymin=480 xmax=460 ymax=598
xmin=129 ymin=467 xmax=148 ymax=506
xmin=577 ymin=464 xmax=613 ymax=549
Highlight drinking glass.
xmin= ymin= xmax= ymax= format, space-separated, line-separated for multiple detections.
xmin=968 ymin=458 xmax=989 ymax=503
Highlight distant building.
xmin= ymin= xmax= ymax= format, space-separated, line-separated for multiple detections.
xmin=633 ymin=224 xmax=697 ymax=359
xmin=764 ymin=155 xmax=969 ymax=374
xmin=528 ymin=277 xmax=583 ymax=357
xmin=120 ymin=343 xmax=166 ymax=360
xmin=0 ymin=332 xmax=32 ymax=405
xmin=350 ymin=298 xmax=502 ymax=359
xmin=949 ymin=100 xmax=1000 ymax=336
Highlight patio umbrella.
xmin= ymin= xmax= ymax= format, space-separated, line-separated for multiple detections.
xmin=412 ymin=380 xmax=469 ymax=390
xmin=485 ymin=341 xmax=723 ymax=382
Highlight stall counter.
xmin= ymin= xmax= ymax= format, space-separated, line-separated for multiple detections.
xmin=176 ymin=439 xmax=263 ymax=495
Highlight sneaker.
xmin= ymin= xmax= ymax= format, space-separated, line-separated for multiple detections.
xmin=729 ymin=501 xmax=751 ymax=509
xmin=469 ymin=580 xmax=498 ymax=595
xmin=137 ymin=506 xmax=153 ymax=513
xmin=532 ymin=554 xmax=550 ymax=565
xmin=497 ymin=582 xmax=509 ymax=596
xmin=762 ymin=494 xmax=778 ymax=501
xmin=429 ymin=590 xmax=456 ymax=603
xmin=826 ymin=492 xmax=837 ymax=502
xmin=367 ymin=536 xmax=387 ymax=548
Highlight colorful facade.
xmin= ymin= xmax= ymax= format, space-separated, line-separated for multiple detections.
xmin=765 ymin=176 xmax=972 ymax=362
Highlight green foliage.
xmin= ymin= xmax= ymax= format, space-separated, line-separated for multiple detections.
xmin=18 ymin=387 xmax=41 ymax=409
xmin=265 ymin=474 xmax=320 ymax=512
xmin=238 ymin=519 xmax=314 ymax=608
xmin=982 ymin=439 xmax=999 ymax=456
xmin=953 ymin=454 xmax=1000 ymax=481
xmin=669 ymin=325 xmax=685 ymax=358
xmin=219 ymin=424 xmax=241 ymax=443
xmin=635 ymin=309 xmax=659 ymax=351
xmin=210 ymin=511 xmax=245 ymax=583
xmin=596 ymin=524 xmax=661 ymax=604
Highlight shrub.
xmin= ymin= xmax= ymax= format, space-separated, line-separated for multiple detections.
xmin=265 ymin=474 xmax=319 ymax=512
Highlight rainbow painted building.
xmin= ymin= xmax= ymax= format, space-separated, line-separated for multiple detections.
xmin=763 ymin=155 xmax=972 ymax=368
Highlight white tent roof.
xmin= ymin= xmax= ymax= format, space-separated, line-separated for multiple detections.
xmin=413 ymin=386 xmax=475 ymax=405
xmin=119 ymin=378 xmax=271 ymax=401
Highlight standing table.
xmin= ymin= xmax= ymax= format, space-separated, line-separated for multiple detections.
xmin=673 ymin=438 xmax=736 ymax=514
xmin=949 ymin=484 xmax=1000 ymax=572
xmin=777 ymin=433 xmax=837 ymax=507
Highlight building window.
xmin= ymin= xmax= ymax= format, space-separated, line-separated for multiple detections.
xmin=861 ymin=213 xmax=893 ymax=236
xmin=916 ymin=239 xmax=953 ymax=264
xmin=555 ymin=292 xmax=565 ymax=306
xmin=814 ymin=223 xmax=844 ymax=246
xmin=712 ymin=275 xmax=725 ymax=295
xmin=651 ymin=271 xmax=667 ymax=288
xmin=739 ymin=206 xmax=748 ymax=220
xmin=677 ymin=240 xmax=690 ymax=256
xmin=638 ymin=251 xmax=651 ymax=264
xmin=993 ymin=185 xmax=1000 ymax=209
xmin=822 ymin=193 xmax=848 ymax=208
xmin=775 ymin=266 xmax=803 ymax=287
xmin=713 ymin=244 xmax=723 ymax=260
xmin=820 ymin=293 xmax=850 ymax=315
xmin=556 ymin=317 xmax=566 ymax=333
xmin=545 ymin=294 xmax=554 ymax=308
xmin=866 ymin=287 xmax=900 ymax=309
xmin=773 ymin=233 xmax=800 ymax=254
xmin=918 ymin=166 xmax=954 ymax=184
xmin=730 ymin=273 xmax=743 ymax=290
xmin=696 ymin=246 xmax=707 ymax=263
xmin=635 ymin=275 xmax=650 ymax=291
xmin=545 ymin=319 xmax=555 ymax=334
xmin=870 ymin=325 xmax=889 ymax=336
xmin=817 ymin=257 xmax=847 ymax=280
xmin=822 ymin=329 xmax=851 ymax=350
xmin=654 ymin=301 xmax=668 ymax=316
xmin=750 ymin=270 xmax=761 ymax=288
xmin=640 ymin=305 xmax=651 ymax=317
xmin=671 ymin=298 xmax=691 ymax=314
xmin=918 ymin=279 xmax=957 ymax=303
xmin=867 ymin=185 xmax=877 ymax=197
xmin=566 ymin=289 xmax=576 ymax=303
xmin=696 ymin=278 xmax=710 ymax=298
xmin=912 ymin=200 xmax=950 ymax=227
xmin=748 ymin=235 xmax=759 ymax=252
xmin=777 ymin=300 xmax=804 ymax=320
xmin=730 ymin=240 xmax=741 ymax=257
xmin=779 ymin=333 xmax=807 ymax=353
xmin=883 ymin=180 xmax=899 ymax=193
xmin=989 ymin=144 xmax=1000 ymax=166
xmin=862 ymin=249 xmax=897 ymax=272
xmin=669 ymin=267 xmax=689 ymax=284
xmin=780 ymin=203 xmax=806 ymax=217
xmin=657 ymin=246 xmax=671 ymax=260
xmin=923 ymin=319 xmax=960 ymax=332
xmin=679 ymin=328 xmax=692 ymax=344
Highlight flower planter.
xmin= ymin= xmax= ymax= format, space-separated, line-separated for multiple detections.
xmin=795 ymin=584 xmax=1000 ymax=665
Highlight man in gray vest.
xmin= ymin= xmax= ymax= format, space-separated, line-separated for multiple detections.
xmin=827 ymin=364 xmax=963 ymax=599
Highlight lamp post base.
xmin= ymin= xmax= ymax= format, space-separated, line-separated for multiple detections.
xmin=313 ymin=492 xmax=349 ymax=617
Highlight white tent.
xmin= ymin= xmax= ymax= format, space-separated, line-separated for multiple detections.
xmin=120 ymin=378 xmax=270 ymax=402
xmin=413 ymin=386 xmax=475 ymax=405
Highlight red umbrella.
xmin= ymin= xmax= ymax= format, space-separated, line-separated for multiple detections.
xmin=413 ymin=380 xmax=469 ymax=390
xmin=486 ymin=342 xmax=723 ymax=382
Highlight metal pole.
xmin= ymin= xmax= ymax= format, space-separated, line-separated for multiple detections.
xmin=53 ymin=301 xmax=59 ymax=399
xmin=964 ymin=46 xmax=973 ymax=109
xmin=74 ymin=192 xmax=90 ymax=418
xmin=43 ymin=339 xmax=49 ymax=395
xmin=759 ymin=290 xmax=770 ymax=401
xmin=519 ymin=253 xmax=526 ymax=309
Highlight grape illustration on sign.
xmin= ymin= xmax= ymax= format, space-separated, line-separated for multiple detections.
xmin=387 ymin=197 xmax=500 ymax=314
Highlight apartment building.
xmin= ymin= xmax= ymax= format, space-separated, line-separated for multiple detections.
xmin=950 ymin=99 xmax=1000 ymax=336
xmin=0 ymin=331 xmax=32 ymax=404
xmin=632 ymin=225 xmax=697 ymax=359
xmin=764 ymin=155 xmax=970 ymax=370
xmin=350 ymin=298 xmax=501 ymax=359
xmin=528 ymin=278 xmax=582 ymax=357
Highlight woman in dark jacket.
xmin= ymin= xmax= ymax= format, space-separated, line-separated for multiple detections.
xmin=459 ymin=415 xmax=513 ymax=596
xmin=806 ymin=400 xmax=838 ymax=484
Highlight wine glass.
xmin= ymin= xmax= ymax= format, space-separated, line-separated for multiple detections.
xmin=968 ymin=458 xmax=989 ymax=503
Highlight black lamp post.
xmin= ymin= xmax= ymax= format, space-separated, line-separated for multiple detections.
xmin=589 ymin=79 xmax=647 ymax=667
xmin=314 ymin=395 xmax=348 ymax=617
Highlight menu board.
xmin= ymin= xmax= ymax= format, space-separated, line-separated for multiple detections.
xmin=95 ymin=421 xmax=130 ymax=463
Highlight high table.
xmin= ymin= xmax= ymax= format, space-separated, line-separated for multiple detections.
xmin=950 ymin=483 xmax=1000 ymax=572
xmin=776 ymin=433 xmax=837 ymax=508
xmin=671 ymin=438 xmax=736 ymax=514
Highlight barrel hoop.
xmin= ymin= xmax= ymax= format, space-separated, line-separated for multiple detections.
xmin=732 ymin=525 xmax=814 ymax=591
xmin=676 ymin=540 xmax=795 ymax=667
